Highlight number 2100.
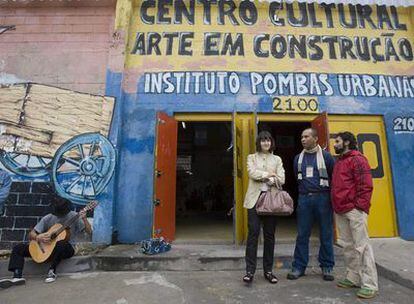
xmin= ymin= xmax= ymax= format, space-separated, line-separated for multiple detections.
xmin=393 ymin=117 xmax=414 ymax=133
xmin=272 ymin=97 xmax=319 ymax=113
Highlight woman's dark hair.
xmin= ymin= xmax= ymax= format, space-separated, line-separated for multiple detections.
xmin=51 ymin=194 xmax=72 ymax=217
xmin=256 ymin=131 xmax=275 ymax=153
xmin=336 ymin=131 xmax=358 ymax=150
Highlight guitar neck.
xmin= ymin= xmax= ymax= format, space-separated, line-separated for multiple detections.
xmin=50 ymin=201 xmax=97 ymax=239
xmin=53 ymin=213 xmax=81 ymax=238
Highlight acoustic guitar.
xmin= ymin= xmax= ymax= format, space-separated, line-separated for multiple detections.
xmin=29 ymin=201 xmax=98 ymax=263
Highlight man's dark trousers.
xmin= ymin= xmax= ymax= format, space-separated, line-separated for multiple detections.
xmin=8 ymin=240 xmax=75 ymax=273
xmin=292 ymin=192 xmax=334 ymax=272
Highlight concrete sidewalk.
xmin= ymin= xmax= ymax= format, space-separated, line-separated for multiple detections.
xmin=371 ymin=238 xmax=414 ymax=290
xmin=93 ymin=243 xmax=344 ymax=272
xmin=0 ymin=242 xmax=344 ymax=276
xmin=1 ymin=237 xmax=413 ymax=293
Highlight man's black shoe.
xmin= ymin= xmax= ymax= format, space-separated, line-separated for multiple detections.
xmin=287 ymin=269 xmax=305 ymax=280
xmin=0 ymin=277 xmax=26 ymax=289
xmin=322 ymin=268 xmax=334 ymax=281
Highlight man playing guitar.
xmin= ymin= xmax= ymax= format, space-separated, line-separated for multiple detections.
xmin=0 ymin=194 xmax=92 ymax=287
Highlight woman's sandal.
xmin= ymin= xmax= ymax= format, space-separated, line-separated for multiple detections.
xmin=243 ymin=272 xmax=254 ymax=283
xmin=264 ymin=272 xmax=278 ymax=284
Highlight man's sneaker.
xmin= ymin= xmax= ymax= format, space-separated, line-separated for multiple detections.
xmin=357 ymin=287 xmax=377 ymax=299
xmin=287 ymin=269 xmax=305 ymax=280
xmin=0 ymin=277 xmax=26 ymax=289
xmin=322 ymin=268 xmax=334 ymax=281
xmin=44 ymin=269 xmax=57 ymax=283
xmin=337 ymin=278 xmax=359 ymax=288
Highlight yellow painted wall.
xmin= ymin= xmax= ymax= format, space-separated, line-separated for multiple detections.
xmin=126 ymin=1 xmax=414 ymax=76
xmin=329 ymin=115 xmax=398 ymax=237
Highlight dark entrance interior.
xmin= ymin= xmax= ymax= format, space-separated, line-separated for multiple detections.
xmin=175 ymin=122 xmax=233 ymax=243
xmin=258 ymin=121 xmax=319 ymax=241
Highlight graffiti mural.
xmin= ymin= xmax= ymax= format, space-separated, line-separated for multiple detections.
xmin=0 ymin=83 xmax=116 ymax=204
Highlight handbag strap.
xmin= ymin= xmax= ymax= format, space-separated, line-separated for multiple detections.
xmin=273 ymin=178 xmax=282 ymax=190
xmin=258 ymin=153 xmax=282 ymax=190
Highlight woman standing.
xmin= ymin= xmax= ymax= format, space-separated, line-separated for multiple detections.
xmin=243 ymin=131 xmax=285 ymax=284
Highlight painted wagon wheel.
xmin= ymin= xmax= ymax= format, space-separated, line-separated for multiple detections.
xmin=0 ymin=151 xmax=52 ymax=177
xmin=51 ymin=133 xmax=116 ymax=204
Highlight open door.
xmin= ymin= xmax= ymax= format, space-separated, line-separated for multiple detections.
xmin=312 ymin=112 xmax=330 ymax=151
xmin=311 ymin=112 xmax=337 ymax=240
xmin=233 ymin=112 xmax=257 ymax=244
xmin=153 ymin=112 xmax=178 ymax=241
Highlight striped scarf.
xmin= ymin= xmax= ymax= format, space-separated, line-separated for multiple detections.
xmin=297 ymin=145 xmax=329 ymax=187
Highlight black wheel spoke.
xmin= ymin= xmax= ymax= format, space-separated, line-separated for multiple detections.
xmin=77 ymin=144 xmax=85 ymax=159
xmin=66 ymin=175 xmax=83 ymax=193
xmin=92 ymin=174 xmax=104 ymax=188
xmin=89 ymin=141 xmax=97 ymax=157
xmin=81 ymin=176 xmax=86 ymax=197
xmin=38 ymin=157 xmax=47 ymax=167
xmin=62 ymin=156 xmax=80 ymax=167
xmin=96 ymin=170 xmax=106 ymax=178
xmin=92 ymin=156 xmax=106 ymax=162
xmin=88 ymin=176 xmax=96 ymax=195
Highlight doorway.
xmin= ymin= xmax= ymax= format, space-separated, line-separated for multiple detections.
xmin=175 ymin=121 xmax=234 ymax=243
xmin=153 ymin=112 xmax=397 ymax=244
xmin=257 ymin=121 xmax=320 ymax=241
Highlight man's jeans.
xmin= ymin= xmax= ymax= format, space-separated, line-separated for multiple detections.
xmin=292 ymin=192 xmax=334 ymax=273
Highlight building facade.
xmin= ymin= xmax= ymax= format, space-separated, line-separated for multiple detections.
xmin=1 ymin=0 xmax=414 ymax=248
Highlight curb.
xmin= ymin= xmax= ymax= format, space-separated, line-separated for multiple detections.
xmin=0 ymin=244 xmax=345 ymax=275
xmin=0 ymin=254 xmax=344 ymax=275
xmin=376 ymin=263 xmax=414 ymax=291
xmin=0 ymin=256 xmax=94 ymax=277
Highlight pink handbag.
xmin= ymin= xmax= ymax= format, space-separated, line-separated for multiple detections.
xmin=256 ymin=183 xmax=294 ymax=216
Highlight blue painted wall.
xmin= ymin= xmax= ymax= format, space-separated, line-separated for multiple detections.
xmin=103 ymin=71 xmax=414 ymax=242
xmin=384 ymin=112 xmax=414 ymax=240
xmin=114 ymin=104 xmax=156 ymax=243
xmin=92 ymin=70 xmax=124 ymax=244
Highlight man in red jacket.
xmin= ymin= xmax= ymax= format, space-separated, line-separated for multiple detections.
xmin=331 ymin=131 xmax=378 ymax=299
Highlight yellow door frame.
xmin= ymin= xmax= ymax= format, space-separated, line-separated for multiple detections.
xmin=174 ymin=113 xmax=232 ymax=122
xmin=233 ymin=113 xmax=258 ymax=244
xmin=259 ymin=113 xmax=318 ymax=122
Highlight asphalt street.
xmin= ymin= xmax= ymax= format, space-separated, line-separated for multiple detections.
xmin=1 ymin=270 xmax=413 ymax=304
